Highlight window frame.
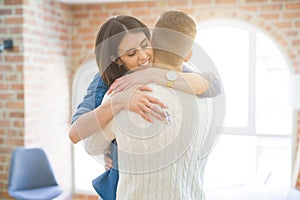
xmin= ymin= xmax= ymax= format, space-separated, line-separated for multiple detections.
xmin=197 ymin=19 xmax=292 ymax=138
xmin=196 ymin=19 xmax=293 ymax=187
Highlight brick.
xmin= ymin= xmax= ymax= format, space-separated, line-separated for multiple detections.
xmin=6 ymin=102 xmax=24 ymax=109
xmin=58 ymin=3 xmax=71 ymax=11
xmin=216 ymin=0 xmax=236 ymax=4
xmin=132 ymin=10 xmax=151 ymax=16
xmin=292 ymin=40 xmax=300 ymax=46
xmin=86 ymin=4 xmax=104 ymax=10
xmin=73 ymin=193 xmax=98 ymax=200
xmin=245 ymin=0 xmax=268 ymax=2
xmin=91 ymin=12 xmax=108 ymax=19
xmin=0 ymin=120 xmax=10 ymax=127
xmin=105 ymin=3 xmax=124 ymax=9
xmin=5 ymin=74 xmax=18 ymax=81
xmin=259 ymin=13 xmax=279 ymax=20
xmin=0 ymin=28 xmax=7 ymax=34
xmin=0 ymin=147 xmax=11 ymax=154
xmin=1 ymin=65 xmax=14 ymax=71
xmin=0 ymin=84 xmax=9 ymax=90
xmin=0 ymin=9 xmax=12 ymax=15
xmin=17 ymin=93 xmax=24 ymax=100
xmin=169 ymin=0 xmax=188 ymax=7
xmin=0 ymin=93 xmax=14 ymax=99
xmin=286 ymin=3 xmax=300 ymax=10
xmin=11 ymin=84 xmax=23 ymax=90
xmin=6 ymin=138 xmax=23 ymax=145
xmin=274 ymin=21 xmax=292 ymax=29
xmin=261 ymin=4 xmax=283 ymax=11
xmin=9 ymin=112 xmax=24 ymax=118
xmin=13 ymin=120 xmax=24 ymax=127
xmin=283 ymin=12 xmax=300 ymax=19
xmin=77 ymin=27 xmax=95 ymax=34
xmin=15 ymin=8 xmax=22 ymax=14
xmin=74 ymin=12 xmax=89 ymax=18
xmin=4 ymin=0 xmax=23 ymax=5
xmin=126 ymin=2 xmax=148 ymax=8
xmin=4 ymin=17 xmax=23 ymax=24
xmin=191 ymin=0 xmax=211 ymax=4
xmin=287 ymin=31 xmax=298 ymax=37
xmin=5 ymin=55 xmax=23 ymax=62
xmin=71 ymin=5 xmax=86 ymax=11
xmin=295 ymin=21 xmax=300 ymax=28
xmin=0 ymin=173 xmax=8 ymax=180
xmin=10 ymin=26 xmax=23 ymax=33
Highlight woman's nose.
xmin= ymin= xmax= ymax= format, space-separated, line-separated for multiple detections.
xmin=138 ymin=49 xmax=148 ymax=59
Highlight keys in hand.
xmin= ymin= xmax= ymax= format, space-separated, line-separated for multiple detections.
xmin=164 ymin=110 xmax=172 ymax=125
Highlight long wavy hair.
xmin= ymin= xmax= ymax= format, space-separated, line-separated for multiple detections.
xmin=95 ymin=15 xmax=150 ymax=87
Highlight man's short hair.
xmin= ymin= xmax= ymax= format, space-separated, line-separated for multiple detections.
xmin=152 ymin=10 xmax=197 ymax=66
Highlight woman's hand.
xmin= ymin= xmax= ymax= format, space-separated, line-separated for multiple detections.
xmin=108 ymin=67 xmax=154 ymax=95
xmin=112 ymin=85 xmax=167 ymax=123
xmin=104 ymin=148 xmax=112 ymax=170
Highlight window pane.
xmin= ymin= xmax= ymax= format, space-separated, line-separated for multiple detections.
xmin=256 ymin=137 xmax=291 ymax=186
xmin=255 ymin=33 xmax=292 ymax=135
xmin=204 ymin=135 xmax=256 ymax=188
xmin=196 ymin=27 xmax=249 ymax=127
xmin=204 ymin=135 xmax=291 ymax=188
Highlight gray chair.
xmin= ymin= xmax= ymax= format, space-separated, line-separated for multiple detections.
xmin=8 ymin=147 xmax=62 ymax=200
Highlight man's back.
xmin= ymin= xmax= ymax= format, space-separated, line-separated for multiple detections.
xmin=112 ymin=83 xmax=212 ymax=200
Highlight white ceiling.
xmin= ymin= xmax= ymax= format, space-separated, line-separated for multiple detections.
xmin=54 ymin=0 xmax=150 ymax=4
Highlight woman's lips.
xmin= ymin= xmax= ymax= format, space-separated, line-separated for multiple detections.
xmin=139 ymin=59 xmax=150 ymax=67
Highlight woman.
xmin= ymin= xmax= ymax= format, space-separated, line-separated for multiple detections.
xmin=69 ymin=15 xmax=217 ymax=144
xmin=69 ymin=15 xmax=220 ymax=200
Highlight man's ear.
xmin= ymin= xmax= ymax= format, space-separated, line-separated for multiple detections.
xmin=184 ymin=50 xmax=192 ymax=62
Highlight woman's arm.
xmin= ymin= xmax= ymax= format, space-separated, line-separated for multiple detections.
xmin=107 ymin=67 xmax=209 ymax=95
xmin=72 ymin=74 xmax=108 ymax=124
xmin=69 ymin=86 xmax=167 ymax=144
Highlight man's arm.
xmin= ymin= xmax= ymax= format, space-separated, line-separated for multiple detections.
xmin=182 ymin=65 xmax=222 ymax=98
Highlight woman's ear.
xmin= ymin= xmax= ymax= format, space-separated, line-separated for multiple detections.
xmin=110 ymin=55 xmax=123 ymax=66
xmin=184 ymin=50 xmax=192 ymax=62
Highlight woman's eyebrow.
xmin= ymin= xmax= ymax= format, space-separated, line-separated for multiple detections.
xmin=125 ymin=38 xmax=147 ymax=52
xmin=140 ymin=38 xmax=147 ymax=45
xmin=120 ymin=38 xmax=147 ymax=54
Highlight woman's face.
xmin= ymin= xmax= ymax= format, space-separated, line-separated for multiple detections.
xmin=117 ymin=32 xmax=153 ymax=70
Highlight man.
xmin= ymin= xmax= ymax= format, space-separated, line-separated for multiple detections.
xmin=85 ymin=11 xmax=217 ymax=200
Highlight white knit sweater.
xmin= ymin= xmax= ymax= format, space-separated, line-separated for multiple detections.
xmin=85 ymin=83 xmax=213 ymax=200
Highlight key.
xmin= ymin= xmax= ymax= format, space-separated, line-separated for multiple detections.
xmin=164 ymin=110 xmax=172 ymax=125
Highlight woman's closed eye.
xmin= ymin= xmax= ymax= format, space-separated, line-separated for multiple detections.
xmin=127 ymin=50 xmax=136 ymax=57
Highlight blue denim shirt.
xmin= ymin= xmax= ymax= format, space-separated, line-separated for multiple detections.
xmin=71 ymin=67 xmax=221 ymax=200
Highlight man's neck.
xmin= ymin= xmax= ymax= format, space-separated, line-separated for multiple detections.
xmin=153 ymin=58 xmax=182 ymax=72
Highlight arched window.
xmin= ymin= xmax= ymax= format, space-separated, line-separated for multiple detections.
xmin=195 ymin=20 xmax=292 ymax=188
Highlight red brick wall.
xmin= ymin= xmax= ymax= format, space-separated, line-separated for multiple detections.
xmin=0 ymin=0 xmax=73 ymax=199
xmin=0 ymin=0 xmax=25 ymax=198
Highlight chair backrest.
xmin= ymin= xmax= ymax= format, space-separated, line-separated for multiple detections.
xmin=8 ymin=147 xmax=59 ymax=192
